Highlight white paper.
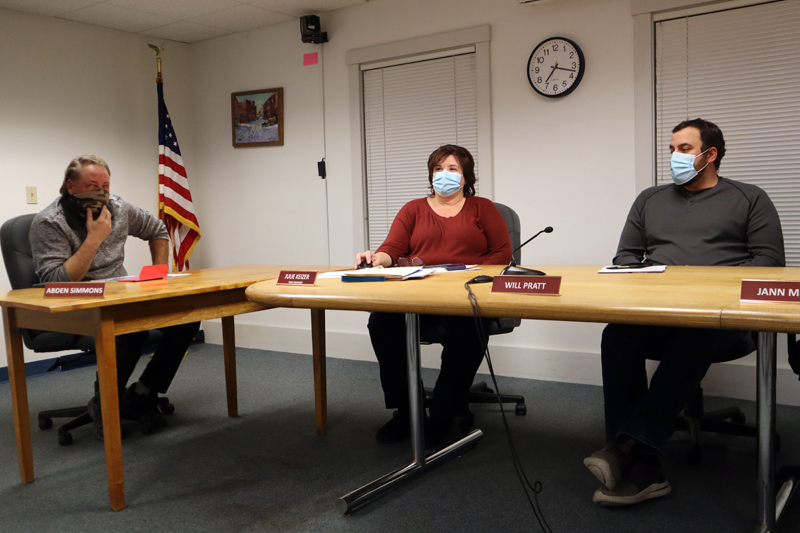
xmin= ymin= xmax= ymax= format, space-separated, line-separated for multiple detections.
xmin=318 ymin=266 xmax=422 ymax=279
xmin=598 ymin=265 xmax=667 ymax=274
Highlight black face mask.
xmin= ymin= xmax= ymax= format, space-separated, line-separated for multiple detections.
xmin=60 ymin=190 xmax=113 ymax=230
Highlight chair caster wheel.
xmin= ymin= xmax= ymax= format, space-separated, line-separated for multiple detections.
xmin=159 ymin=402 xmax=175 ymax=415
xmin=687 ymin=444 xmax=703 ymax=464
xmin=39 ymin=417 xmax=53 ymax=430
xmin=515 ymin=404 xmax=527 ymax=416
xmin=58 ymin=432 xmax=73 ymax=446
xmin=731 ymin=412 xmax=746 ymax=424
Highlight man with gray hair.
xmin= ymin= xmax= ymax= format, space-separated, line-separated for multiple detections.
xmin=30 ymin=155 xmax=199 ymax=440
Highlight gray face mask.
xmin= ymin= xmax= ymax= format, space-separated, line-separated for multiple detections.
xmin=72 ymin=189 xmax=109 ymax=216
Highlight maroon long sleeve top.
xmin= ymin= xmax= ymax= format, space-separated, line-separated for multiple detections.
xmin=376 ymin=196 xmax=512 ymax=266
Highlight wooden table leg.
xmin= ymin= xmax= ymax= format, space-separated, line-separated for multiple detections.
xmin=311 ymin=309 xmax=327 ymax=436
xmin=3 ymin=307 xmax=34 ymax=484
xmin=222 ymin=316 xmax=238 ymax=418
xmin=94 ymin=310 xmax=125 ymax=511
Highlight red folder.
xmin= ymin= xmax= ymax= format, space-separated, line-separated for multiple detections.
xmin=119 ymin=264 xmax=168 ymax=282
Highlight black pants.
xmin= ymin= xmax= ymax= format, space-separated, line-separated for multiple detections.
xmin=368 ymin=312 xmax=490 ymax=419
xmin=114 ymin=322 xmax=200 ymax=395
xmin=601 ymin=323 xmax=754 ymax=453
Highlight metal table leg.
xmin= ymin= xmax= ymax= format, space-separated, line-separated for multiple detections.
xmin=338 ymin=312 xmax=483 ymax=513
xmin=755 ymin=331 xmax=777 ymax=533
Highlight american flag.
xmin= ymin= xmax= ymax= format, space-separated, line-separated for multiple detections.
xmin=157 ymin=80 xmax=200 ymax=271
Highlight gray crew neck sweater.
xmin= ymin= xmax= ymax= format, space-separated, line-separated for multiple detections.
xmin=614 ymin=177 xmax=785 ymax=267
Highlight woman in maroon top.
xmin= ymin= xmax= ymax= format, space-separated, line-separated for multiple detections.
xmin=356 ymin=145 xmax=512 ymax=448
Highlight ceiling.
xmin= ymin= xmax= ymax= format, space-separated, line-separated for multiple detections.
xmin=0 ymin=0 xmax=371 ymax=43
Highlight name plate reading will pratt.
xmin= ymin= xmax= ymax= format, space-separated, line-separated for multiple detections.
xmin=741 ymin=279 xmax=800 ymax=303
xmin=491 ymin=275 xmax=561 ymax=296
xmin=44 ymin=283 xmax=106 ymax=298
xmin=277 ymin=271 xmax=317 ymax=286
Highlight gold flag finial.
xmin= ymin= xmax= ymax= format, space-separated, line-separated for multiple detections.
xmin=149 ymin=43 xmax=165 ymax=82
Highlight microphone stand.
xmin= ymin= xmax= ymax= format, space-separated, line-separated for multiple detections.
xmin=500 ymin=227 xmax=553 ymax=276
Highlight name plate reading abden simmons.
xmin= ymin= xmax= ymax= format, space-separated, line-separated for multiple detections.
xmin=277 ymin=271 xmax=317 ymax=286
xmin=491 ymin=275 xmax=561 ymax=296
xmin=741 ymin=279 xmax=800 ymax=303
xmin=44 ymin=283 xmax=106 ymax=298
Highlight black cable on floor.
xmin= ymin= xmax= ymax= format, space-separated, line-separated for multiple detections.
xmin=465 ymin=280 xmax=553 ymax=533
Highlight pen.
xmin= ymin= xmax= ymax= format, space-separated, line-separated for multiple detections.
xmin=605 ymin=263 xmax=654 ymax=270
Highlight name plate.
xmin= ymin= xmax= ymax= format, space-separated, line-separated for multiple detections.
xmin=44 ymin=283 xmax=106 ymax=298
xmin=277 ymin=271 xmax=317 ymax=286
xmin=741 ymin=279 xmax=800 ymax=303
xmin=491 ymin=275 xmax=561 ymax=296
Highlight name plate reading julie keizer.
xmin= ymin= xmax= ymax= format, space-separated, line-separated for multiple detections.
xmin=277 ymin=271 xmax=317 ymax=286
xmin=491 ymin=275 xmax=561 ymax=296
xmin=44 ymin=283 xmax=106 ymax=298
xmin=741 ymin=279 xmax=800 ymax=303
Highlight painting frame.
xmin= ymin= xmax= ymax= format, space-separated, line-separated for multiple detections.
xmin=231 ymin=87 xmax=284 ymax=147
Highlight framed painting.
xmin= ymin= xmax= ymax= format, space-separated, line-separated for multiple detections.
xmin=231 ymin=87 xmax=284 ymax=147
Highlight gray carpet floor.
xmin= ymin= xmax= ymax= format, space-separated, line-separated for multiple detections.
xmin=2 ymin=343 xmax=800 ymax=533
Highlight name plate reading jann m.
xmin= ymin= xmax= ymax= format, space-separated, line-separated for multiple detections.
xmin=741 ymin=279 xmax=800 ymax=303
xmin=43 ymin=283 xmax=106 ymax=298
xmin=277 ymin=271 xmax=317 ymax=286
xmin=491 ymin=275 xmax=561 ymax=296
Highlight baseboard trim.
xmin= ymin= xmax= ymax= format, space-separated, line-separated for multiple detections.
xmin=202 ymin=320 xmax=800 ymax=406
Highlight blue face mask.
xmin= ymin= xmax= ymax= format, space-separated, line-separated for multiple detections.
xmin=432 ymin=170 xmax=463 ymax=197
xmin=670 ymin=149 xmax=709 ymax=185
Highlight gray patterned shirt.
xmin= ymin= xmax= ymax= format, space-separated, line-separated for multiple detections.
xmin=30 ymin=195 xmax=169 ymax=282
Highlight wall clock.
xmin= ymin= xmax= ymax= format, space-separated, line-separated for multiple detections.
xmin=527 ymin=37 xmax=585 ymax=98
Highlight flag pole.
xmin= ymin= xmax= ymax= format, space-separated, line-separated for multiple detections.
xmin=150 ymin=43 xmax=173 ymax=271
xmin=149 ymin=43 xmax=164 ymax=82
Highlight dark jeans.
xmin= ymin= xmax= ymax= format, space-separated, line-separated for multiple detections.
xmin=114 ymin=322 xmax=200 ymax=395
xmin=601 ymin=323 xmax=754 ymax=453
xmin=368 ymin=312 xmax=490 ymax=419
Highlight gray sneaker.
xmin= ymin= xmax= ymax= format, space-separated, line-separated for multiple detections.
xmin=592 ymin=460 xmax=672 ymax=506
xmin=583 ymin=444 xmax=632 ymax=490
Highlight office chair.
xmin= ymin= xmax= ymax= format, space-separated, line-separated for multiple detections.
xmin=1 ymin=213 xmax=170 ymax=445
xmin=673 ymin=332 xmax=779 ymax=462
xmin=422 ymin=202 xmax=527 ymax=429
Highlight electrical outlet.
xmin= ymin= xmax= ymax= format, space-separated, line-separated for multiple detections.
xmin=26 ymin=186 xmax=37 ymax=204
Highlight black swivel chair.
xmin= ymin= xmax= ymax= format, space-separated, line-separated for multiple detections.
xmin=0 ymin=213 xmax=167 ymax=445
xmin=422 ymin=202 xmax=527 ymax=428
xmin=674 ymin=332 xmax=773 ymax=462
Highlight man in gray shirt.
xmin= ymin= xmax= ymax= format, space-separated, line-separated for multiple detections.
xmin=583 ymin=119 xmax=785 ymax=506
xmin=30 ymin=155 xmax=199 ymax=440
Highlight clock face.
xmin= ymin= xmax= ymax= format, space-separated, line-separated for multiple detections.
xmin=527 ymin=37 xmax=585 ymax=98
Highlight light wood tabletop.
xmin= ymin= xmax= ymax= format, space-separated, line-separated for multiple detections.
xmin=0 ymin=264 xmax=337 ymax=512
xmin=246 ymin=265 xmax=800 ymax=330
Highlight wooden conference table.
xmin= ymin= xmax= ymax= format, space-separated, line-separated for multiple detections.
xmin=246 ymin=264 xmax=800 ymax=532
xmin=0 ymin=264 xmax=335 ymax=511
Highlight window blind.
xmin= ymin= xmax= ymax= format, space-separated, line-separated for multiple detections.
xmin=655 ymin=0 xmax=800 ymax=264
xmin=362 ymin=52 xmax=479 ymax=251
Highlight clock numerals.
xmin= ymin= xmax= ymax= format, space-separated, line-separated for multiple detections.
xmin=527 ymin=37 xmax=585 ymax=98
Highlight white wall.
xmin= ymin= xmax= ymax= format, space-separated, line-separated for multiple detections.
xmin=0 ymin=8 xmax=195 ymax=366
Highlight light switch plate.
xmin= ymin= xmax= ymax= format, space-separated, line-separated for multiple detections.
xmin=26 ymin=186 xmax=37 ymax=204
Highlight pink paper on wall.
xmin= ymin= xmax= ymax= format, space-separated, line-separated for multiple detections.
xmin=303 ymin=52 xmax=318 ymax=66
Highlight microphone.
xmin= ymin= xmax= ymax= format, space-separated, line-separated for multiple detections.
xmin=500 ymin=226 xmax=553 ymax=276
